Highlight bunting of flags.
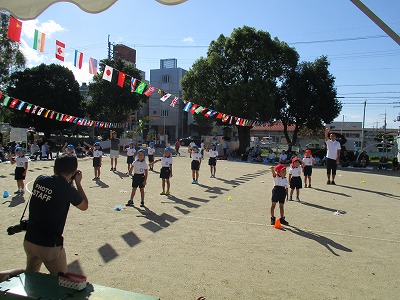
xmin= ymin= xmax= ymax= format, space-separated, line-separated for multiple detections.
xmin=6 ymin=16 xmax=273 ymax=128
xmin=6 ymin=16 xmax=98 ymax=75
xmin=0 ymin=93 xmax=125 ymax=129
xmin=100 ymin=63 xmax=273 ymax=127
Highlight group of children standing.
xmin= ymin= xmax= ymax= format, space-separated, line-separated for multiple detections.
xmin=270 ymin=149 xmax=316 ymax=226
xmin=8 ymin=135 xmax=317 ymax=230
xmin=123 ymin=142 xmax=222 ymax=207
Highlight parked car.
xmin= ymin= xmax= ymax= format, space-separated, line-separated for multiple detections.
xmin=179 ymin=136 xmax=201 ymax=146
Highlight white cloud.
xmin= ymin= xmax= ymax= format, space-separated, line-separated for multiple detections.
xmin=19 ymin=38 xmax=45 ymax=65
xmin=38 ymin=20 xmax=65 ymax=37
xmin=62 ymin=61 xmax=95 ymax=85
xmin=182 ymin=36 xmax=194 ymax=43
xmin=21 ymin=19 xmax=65 ymax=40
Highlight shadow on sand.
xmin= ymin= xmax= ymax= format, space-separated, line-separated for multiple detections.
xmin=286 ymin=226 xmax=352 ymax=256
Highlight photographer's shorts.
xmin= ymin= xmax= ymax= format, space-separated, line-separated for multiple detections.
xmin=23 ymin=240 xmax=67 ymax=275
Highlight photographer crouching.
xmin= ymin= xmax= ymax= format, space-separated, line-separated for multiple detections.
xmin=22 ymin=155 xmax=88 ymax=275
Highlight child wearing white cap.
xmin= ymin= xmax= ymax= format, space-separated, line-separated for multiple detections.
xmin=152 ymin=147 xmax=173 ymax=195
xmin=9 ymin=147 xmax=29 ymax=195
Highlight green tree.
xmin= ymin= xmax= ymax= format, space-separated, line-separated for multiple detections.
xmin=0 ymin=13 xmax=26 ymax=122
xmin=7 ymin=63 xmax=84 ymax=137
xmin=278 ymin=56 xmax=341 ymax=150
xmin=87 ymin=58 xmax=147 ymax=135
xmin=181 ymin=26 xmax=299 ymax=153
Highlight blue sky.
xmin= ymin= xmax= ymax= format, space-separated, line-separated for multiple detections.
xmin=14 ymin=0 xmax=400 ymax=129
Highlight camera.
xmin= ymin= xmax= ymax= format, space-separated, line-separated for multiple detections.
xmin=7 ymin=220 xmax=28 ymax=235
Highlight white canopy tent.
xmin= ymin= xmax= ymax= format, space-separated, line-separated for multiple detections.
xmin=0 ymin=0 xmax=188 ymax=20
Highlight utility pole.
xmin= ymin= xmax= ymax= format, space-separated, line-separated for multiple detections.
xmin=361 ymin=100 xmax=366 ymax=151
xmin=107 ymin=35 xmax=113 ymax=60
xmin=381 ymin=111 xmax=388 ymax=158
xmin=341 ymin=115 xmax=345 ymax=135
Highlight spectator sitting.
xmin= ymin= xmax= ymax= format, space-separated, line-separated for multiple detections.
xmin=41 ymin=141 xmax=49 ymax=160
xmin=241 ymin=150 xmax=249 ymax=161
xmin=30 ymin=141 xmax=41 ymax=161
xmin=0 ymin=144 xmax=6 ymax=162
xmin=75 ymin=143 xmax=86 ymax=158
xmin=254 ymin=154 xmax=262 ymax=163
xmin=314 ymin=156 xmax=326 ymax=166
xmin=340 ymin=150 xmax=350 ymax=167
xmin=255 ymin=145 xmax=262 ymax=156
xmin=267 ymin=150 xmax=276 ymax=163
xmin=279 ymin=150 xmax=289 ymax=164
xmin=392 ymin=157 xmax=398 ymax=171
xmin=378 ymin=156 xmax=388 ymax=170
xmin=360 ymin=157 xmax=367 ymax=168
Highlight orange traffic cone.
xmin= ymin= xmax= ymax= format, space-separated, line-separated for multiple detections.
xmin=273 ymin=218 xmax=282 ymax=229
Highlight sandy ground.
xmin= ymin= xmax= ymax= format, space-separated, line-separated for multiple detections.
xmin=0 ymin=149 xmax=399 ymax=300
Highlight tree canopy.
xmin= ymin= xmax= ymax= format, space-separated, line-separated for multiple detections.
xmin=6 ymin=63 xmax=84 ymax=136
xmin=87 ymin=59 xmax=147 ymax=132
xmin=0 ymin=14 xmax=26 ymax=86
xmin=181 ymin=26 xmax=299 ymax=152
xmin=278 ymin=56 xmax=341 ymax=148
xmin=0 ymin=13 xmax=26 ymax=123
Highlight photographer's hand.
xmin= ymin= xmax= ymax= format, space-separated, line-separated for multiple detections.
xmin=74 ymin=170 xmax=83 ymax=185
xmin=74 ymin=170 xmax=89 ymax=211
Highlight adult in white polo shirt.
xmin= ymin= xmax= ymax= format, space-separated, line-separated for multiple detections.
xmin=325 ymin=128 xmax=341 ymax=185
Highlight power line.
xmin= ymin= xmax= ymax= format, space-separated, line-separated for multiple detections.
xmin=339 ymin=92 xmax=400 ymax=95
xmin=337 ymin=83 xmax=400 ymax=87
xmin=288 ymin=34 xmax=388 ymax=45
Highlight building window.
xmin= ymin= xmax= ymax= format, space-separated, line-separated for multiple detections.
xmin=162 ymin=75 xmax=170 ymax=83
xmin=161 ymin=110 xmax=169 ymax=117
xmin=345 ymin=133 xmax=360 ymax=138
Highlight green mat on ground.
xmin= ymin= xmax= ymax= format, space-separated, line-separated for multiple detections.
xmin=0 ymin=272 xmax=159 ymax=300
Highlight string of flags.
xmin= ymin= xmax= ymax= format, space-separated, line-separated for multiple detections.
xmin=6 ymin=16 xmax=98 ymax=75
xmin=101 ymin=63 xmax=273 ymax=127
xmin=6 ymin=15 xmax=274 ymax=127
xmin=0 ymin=93 xmax=125 ymax=129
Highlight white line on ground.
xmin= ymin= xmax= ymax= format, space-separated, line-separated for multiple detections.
xmin=184 ymin=215 xmax=400 ymax=244
xmin=24 ymin=180 xmax=400 ymax=244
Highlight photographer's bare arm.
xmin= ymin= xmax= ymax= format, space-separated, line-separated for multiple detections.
xmin=325 ymin=128 xmax=330 ymax=141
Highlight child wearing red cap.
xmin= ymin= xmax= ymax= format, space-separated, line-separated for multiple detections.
xmin=289 ymin=157 xmax=304 ymax=201
xmin=270 ymin=164 xmax=289 ymax=226
xmin=303 ymin=150 xmax=316 ymax=188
